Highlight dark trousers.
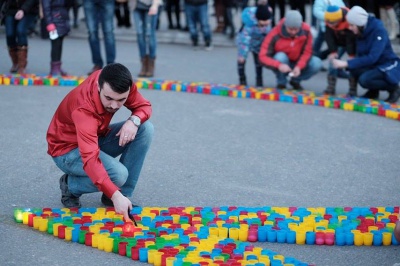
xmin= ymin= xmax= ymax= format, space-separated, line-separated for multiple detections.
xmin=51 ymin=36 xmax=64 ymax=62
xmin=351 ymin=66 xmax=398 ymax=91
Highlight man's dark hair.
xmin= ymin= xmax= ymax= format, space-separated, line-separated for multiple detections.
xmin=98 ymin=63 xmax=133 ymax=93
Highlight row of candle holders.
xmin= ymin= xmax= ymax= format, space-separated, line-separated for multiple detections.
xmin=1 ymin=74 xmax=399 ymax=121
xmin=14 ymin=206 xmax=400 ymax=266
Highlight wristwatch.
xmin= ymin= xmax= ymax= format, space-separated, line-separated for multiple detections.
xmin=128 ymin=115 xmax=141 ymax=127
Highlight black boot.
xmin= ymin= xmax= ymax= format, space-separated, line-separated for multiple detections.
xmin=323 ymin=75 xmax=336 ymax=95
xmin=254 ymin=55 xmax=263 ymax=87
xmin=347 ymin=77 xmax=358 ymax=97
xmin=238 ymin=62 xmax=247 ymax=86
xmin=361 ymin=89 xmax=379 ymax=100
xmin=385 ymin=85 xmax=400 ymax=103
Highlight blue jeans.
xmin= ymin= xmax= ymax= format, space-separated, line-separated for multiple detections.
xmin=83 ymin=0 xmax=116 ymax=67
xmin=272 ymin=52 xmax=322 ymax=85
xmin=350 ymin=67 xmax=398 ymax=92
xmin=133 ymin=9 xmax=159 ymax=59
xmin=185 ymin=3 xmax=211 ymax=43
xmin=4 ymin=15 xmax=28 ymax=47
xmin=52 ymin=121 xmax=154 ymax=198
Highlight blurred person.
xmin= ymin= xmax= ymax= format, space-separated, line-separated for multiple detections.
xmin=259 ymin=10 xmax=322 ymax=90
xmin=379 ymin=1 xmax=399 ymax=40
xmin=165 ymin=0 xmax=181 ymax=29
xmin=323 ymin=5 xmax=357 ymax=96
xmin=46 ymin=63 xmax=154 ymax=219
xmin=115 ymin=0 xmax=131 ymax=28
xmin=269 ymin=0 xmax=285 ymax=27
xmin=236 ymin=3 xmax=272 ymax=86
xmin=42 ymin=0 xmax=73 ymax=76
xmin=129 ymin=0 xmax=163 ymax=77
xmin=332 ymin=6 xmax=400 ymax=103
xmin=83 ymin=0 xmax=116 ymax=75
xmin=0 ymin=0 xmax=39 ymax=74
xmin=184 ymin=0 xmax=213 ymax=50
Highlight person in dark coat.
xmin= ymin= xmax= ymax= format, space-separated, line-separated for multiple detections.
xmin=333 ymin=6 xmax=400 ymax=103
xmin=42 ymin=0 xmax=73 ymax=76
xmin=323 ymin=5 xmax=357 ymax=96
xmin=0 ymin=0 xmax=38 ymax=74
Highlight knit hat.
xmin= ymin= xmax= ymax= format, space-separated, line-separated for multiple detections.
xmin=284 ymin=10 xmax=303 ymax=28
xmin=255 ymin=4 xmax=272 ymax=21
xmin=324 ymin=5 xmax=343 ymax=23
xmin=346 ymin=6 xmax=368 ymax=27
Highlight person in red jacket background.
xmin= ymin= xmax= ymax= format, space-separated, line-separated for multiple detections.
xmin=259 ymin=10 xmax=322 ymax=91
xmin=46 ymin=63 xmax=154 ymax=221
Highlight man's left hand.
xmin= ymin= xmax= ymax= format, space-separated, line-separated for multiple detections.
xmin=290 ymin=67 xmax=301 ymax=78
xmin=116 ymin=120 xmax=138 ymax=146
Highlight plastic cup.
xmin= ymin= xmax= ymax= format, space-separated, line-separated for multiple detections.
xmin=382 ymin=232 xmax=392 ymax=246
xmin=354 ymin=233 xmax=363 ymax=246
xmin=363 ymin=232 xmax=373 ymax=246
xmin=295 ymin=230 xmax=306 ymax=245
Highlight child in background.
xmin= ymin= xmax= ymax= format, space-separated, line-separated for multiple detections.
xmin=42 ymin=0 xmax=73 ymax=76
xmin=236 ymin=2 xmax=272 ymax=87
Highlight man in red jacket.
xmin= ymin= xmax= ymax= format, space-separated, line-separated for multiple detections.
xmin=259 ymin=10 xmax=322 ymax=90
xmin=46 ymin=63 xmax=154 ymax=220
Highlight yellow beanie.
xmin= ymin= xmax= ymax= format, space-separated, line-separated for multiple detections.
xmin=324 ymin=5 xmax=343 ymax=23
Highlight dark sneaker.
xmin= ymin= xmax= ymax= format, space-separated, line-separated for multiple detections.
xmin=59 ymin=174 xmax=81 ymax=208
xmin=385 ymin=86 xmax=400 ymax=103
xmin=361 ymin=89 xmax=379 ymax=100
xmin=87 ymin=65 xmax=102 ymax=75
xmin=276 ymin=84 xmax=286 ymax=90
xmin=101 ymin=193 xmax=114 ymax=207
xmin=289 ymin=80 xmax=304 ymax=91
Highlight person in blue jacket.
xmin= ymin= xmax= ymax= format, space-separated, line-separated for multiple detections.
xmin=42 ymin=0 xmax=73 ymax=76
xmin=236 ymin=2 xmax=272 ymax=87
xmin=332 ymin=5 xmax=400 ymax=103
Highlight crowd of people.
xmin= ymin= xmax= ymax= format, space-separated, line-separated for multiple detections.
xmin=1 ymin=0 xmax=400 ymax=103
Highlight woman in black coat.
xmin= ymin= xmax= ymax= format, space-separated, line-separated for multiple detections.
xmin=42 ymin=0 xmax=73 ymax=76
xmin=0 ymin=0 xmax=38 ymax=74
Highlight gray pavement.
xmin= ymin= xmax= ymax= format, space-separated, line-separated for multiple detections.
xmin=1 ymin=10 xmax=400 ymax=266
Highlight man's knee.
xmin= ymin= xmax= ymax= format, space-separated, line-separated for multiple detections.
xmin=111 ymin=164 xmax=129 ymax=187
xmin=273 ymin=52 xmax=289 ymax=63
xmin=139 ymin=121 xmax=154 ymax=140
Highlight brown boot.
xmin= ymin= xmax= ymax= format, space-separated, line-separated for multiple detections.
xmin=8 ymin=47 xmax=19 ymax=73
xmin=138 ymin=55 xmax=149 ymax=77
xmin=323 ymin=75 xmax=336 ymax=95
xmin=347 ymin=77 xmax=357 ymax=97
xmin=145 ymin=57 xmax=155 ymax=77
xmin=17 ymin=46 xmax=28 ymax=74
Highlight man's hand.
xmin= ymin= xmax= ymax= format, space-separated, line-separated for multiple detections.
xmin=148 ymin=5 xmax=158 ymax=15
xmin=111 ymin=191 xmax=133 ymax=222
xmin=116 ymin=120 xmax=138 ymax=146
xmin=328 ymin=53 xmax=338 ymax=61
xmin=278 ymin=63 xmax=292 ymax=73
xmin=290 ymin=66 xmax=301 ymax=77
xmin=332 ymin=59 xmax=348 ymax=69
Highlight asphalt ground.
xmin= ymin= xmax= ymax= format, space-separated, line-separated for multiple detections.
xmin=0 ymin=28 xmax=400 ymax=266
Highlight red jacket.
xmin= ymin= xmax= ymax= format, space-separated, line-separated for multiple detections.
xmin=259 ymin=18 xmax=313 ymax=70
xmin=46 ymin=70 xmax=152 ymax=198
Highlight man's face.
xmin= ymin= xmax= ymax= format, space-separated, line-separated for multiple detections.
xmin=285 ymin=26 xmax=300 ymax=37
xmin=98 ymin=82 xmax=129 ymax=113
xmin=348 ymin=24 xmax=359 ymax=35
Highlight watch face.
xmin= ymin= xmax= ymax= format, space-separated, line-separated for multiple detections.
xmin=133 ymin=117 xmax=140 ymax=125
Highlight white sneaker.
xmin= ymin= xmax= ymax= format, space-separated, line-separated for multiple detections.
xmin=205 ymin=44 xmax=213 ymax=51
